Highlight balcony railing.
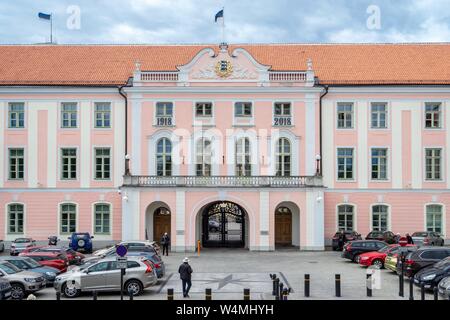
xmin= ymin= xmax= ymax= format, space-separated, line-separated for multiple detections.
xmin=122 ymin=175 xmax=323 ymax=188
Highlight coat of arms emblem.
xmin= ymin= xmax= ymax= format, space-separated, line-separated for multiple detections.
xmin=215 ymin=60 xmax=233 ymax=78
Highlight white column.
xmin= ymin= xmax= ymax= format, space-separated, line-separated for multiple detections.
xmin=121 ymin=189 xmax=140 ymax=241
xmin=259 ymin=191 xmax=270 ymax=251
xmin=131 ymin=98 xmax=142 ymax=175
xmin=304 ymin=189 xmax=325 ymax=250
xmin=322 ymin=100 xmax=334 ymax=188
xmin=0 ymin=102 xmax=4 ymax=187
xmin=114 ymin=101 xmax=126 ymax=187
xmin=305 ymin=95 xmax=316 ymax=176
xmin=175 ymin=190 xmax=186 ymax=252
xmin=28 ymin=105 xmax=38 ymax=187
xmin=80 ymin=101 xmax=91 ymax=188
xmin=357 ymin=101 xmax=368 ymax=188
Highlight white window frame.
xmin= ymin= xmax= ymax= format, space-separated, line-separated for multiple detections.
xmin=235 ymin=137 xmax=252 ymax=176
xmin=8 ymin=147 xmax=25 ymax=180
xmin=234 ymin=102 xmax=253 ymax=117
xmin=154 ymin=102 xmax=175 ymax=127
xmin=370 ymin=204 xmax=390 ymax=232
xmin=273 ymin=101 xmax=294 ymax=127
xmin=7 ymin=203 xmax=25 ymax=235
xmin=93 ymin=102 xmax=112 ymax=129
xmin=93 ymin=147 xmax=112 ymax=180
xmin=336 ymin=102 xmax=354 ymax=129
xmin=370 ymin=102 xmax=388 ymax=129
xmin=156 ymin=138 xmax=172 ymax=177
xmin=60 ymin=102 xmax=78 ymax=129
xmin=93 ymin=203 xmax=111 ymax=235
xmin=60 ymin=147 xmax=78 ymax=181
xmin=196 ymin=137 xmax=212 ymax=176
xmin=424 ymin=204 xmax=445 ymax=235
xmin=336 ymin=147 xmax=355 ymax=181
xmin=424 ymin=102 xmax=442 ymax=129
xmin=8 ymin=102 xmax=25 ymax=129
xmin=424 ymin=147 xmax=443 ymax=181
xmin=195 ymin=102 xmax=213 ymax=117
xmin=59 ymin=203 xmax=78 ymax=235
xmin=275 ymin=138 xmax=291 ymax=177
xmin=336 ymin=204 xmax=355 ymax=232
xmin=370 ymin=147 xmax=389 ymax=181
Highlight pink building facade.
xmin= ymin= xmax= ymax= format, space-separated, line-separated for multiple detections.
xmin=0 ymin=43 xmax=449 ymax=250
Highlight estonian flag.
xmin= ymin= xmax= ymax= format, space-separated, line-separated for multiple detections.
xmin=215 ymin=9 xmax=224 ymax=23
xmin=38 ymin=12 xmax=51 ymax=20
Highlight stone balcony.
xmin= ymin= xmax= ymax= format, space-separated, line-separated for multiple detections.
xmin=122 ymin=175 xmax=323 ymax=188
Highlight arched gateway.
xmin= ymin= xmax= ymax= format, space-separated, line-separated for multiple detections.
xmin=201 ymin=201 xmax=247 ymax=248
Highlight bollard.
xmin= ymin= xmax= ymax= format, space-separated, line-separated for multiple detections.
xmin=93 ymin=290 xmax=98 ymax=301
xmin=274 ymin=278 xmax=280 ymax=300
xmin=409 ymin=278 xmax=414 ymax=300
xmin=279 ymin=282 xmax=284 ymax=300
xmin=420 ymin=283 xmax=425 ymax=300
xmin=304 ymin=274 xmax=310 ymax=297
xmin=433 ymin=287 xmax=438 ymax=301
xmin=282 ymin=288 xmax=290 ymax=300
xmin=399 ymin=274 xmax=404 ymax=297
xmin=128 ymin=289 xmax=134 ymax=301
xmin=270 ymin=274 xmax=277 ymax=296
xmin=205 ymin=288 xmax=212 ymax=300
xmin=197 ymin=240 xmax=201 ymax=256
xmin=366 ymin=273 xmax=372 ymax=297
xmin=335 ymin=274 xmax=341 ymax=297
xmin=243 ymin=288 xmax=250 ymax=300
xmin=56 ymin=291 xmax=61 ymax=301
xmin=167 ymin=288 xmax=174 ymax=300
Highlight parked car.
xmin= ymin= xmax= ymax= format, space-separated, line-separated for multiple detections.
xmin=0 ymin=256 xmax=60 ymax=285
xmin=68 ymin=232 xmax=94 ymax=253
xmin=438 ymin=276 xmax=450 ymax=299
xmin=26 ymin=246 xmax=85 ymax=265
xmin=342 ymin=240 xmax=388 ymax=262
xmin=401 ymin=247 xmax=450 ymax=278
xmin=332 ymin=231 xmax=362 ymax=251
xmin=19 ymin=252 xmax=69 ymax=272
xmin=414 ymin=257 xmax=450 ymax=290
xmin=9 ymin=238 xmax=36 ymax=256
xmin=94 ymin=241 xmax=161 ymax=257
xmin=0 ymin=240 xmax=4 ymax=253
xmin=0 ymin=261 xmax=46 ymax=300
xmin=385 ymin=246 xmax=418 ymax=273
xmin=0 ymin=278 xmax=12 ymax=300
xmin=54 ymin=256 xmax=158 ymax=298
xmin=411 ymin=231 xmax=445 ymax=247
xmin=365 ymin=231 xmax=396 ymax=244
xmin=358 ymin=244 xmax=416 ymax=269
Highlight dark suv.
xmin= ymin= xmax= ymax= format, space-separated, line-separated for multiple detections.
xmin=402 ymin=247 xmax=450 ymax=278
xmin=414 ymin=257 xmax=450 ymax=290
xmin=365 ymin=231 xmax=396 ymax=244
xmin=332 ymin=231 xmax=362 ymax=251
xmin=341 ymin=240 xmax=388 ymax=262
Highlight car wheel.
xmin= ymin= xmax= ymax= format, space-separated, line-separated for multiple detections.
xmin=353 ymin=254 xmax=360 ymax=263
xmin=62 ymin=283 xmax=80 ymax=298
xmin=372 ymin=259 xmax=383 ymax=269
xmin=10 ymin=283 xmax=25 ymax=300
xmin=125 ymin=280 xmax=143 ymax=296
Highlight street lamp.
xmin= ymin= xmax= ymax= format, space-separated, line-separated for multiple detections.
xmin=315 ymin=154 xmax=321 ymax=176
xmin=125 ymin=154 xmax=131 ymax=176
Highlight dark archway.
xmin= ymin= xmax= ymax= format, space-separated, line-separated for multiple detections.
xmin=275 ymin=206 xmax=292 ymax=246
xmin=202 ymin=201 xmax=246 ymax=248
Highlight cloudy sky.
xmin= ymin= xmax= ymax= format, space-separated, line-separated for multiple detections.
xmin=0 ymin=0 xmax=449 ymax=44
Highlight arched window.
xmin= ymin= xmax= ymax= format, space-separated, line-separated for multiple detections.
xmin=276 ymin=138 xmax=291 ymax=176
xmin=8 ymin=203 xmax=24 ymax=234
xmin=337 ymin=205 xmax=354 ymax=231
xmin=60 ymin=203 xmax=77 ymax=234
xmin=426 ymin=204 xmax=443 ymax=233
xmin=372 ymin=205 xmax=389 ymax=232
xmin=94 ymin=204 xmax=111 ymax=235
xmin=196 ymin=138 xmax=212 ymax=176
xmin=236 ymin=137 xmax=251 ymax=176
xmin=156 ymin=138 xmax=172 ymax=176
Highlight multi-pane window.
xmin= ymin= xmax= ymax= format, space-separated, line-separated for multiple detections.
xmin=274 ymin=103 xmax=291 ymax=116
xmin=425 ymin=148 xmax=442 ymax=181
xmin=8 ymin=204 xmax=24 ymax=234
xmin=235 ymin=102 xmax=252 ymax=117
xmin=9 ymin=148 xmax=24 ymax=180
xmin=236 ymin=138 xmax=251 ymax=176
xmin=337 ymin=103 xmax=354 ymax=128
xmin=94 ymin=148 xmax=111 ymax=180
xmin=337 ymin=148 xmax=354 ymax=180
xmin=372 ymin=205 xmax=388 ymax=232
xmin=371 ymin=148 xmax=388 ymax=180
xmin=8 ymin=103 xmax=25 ymax=128
xmin=425 ymin=103 xmax=442 ymax=128
xmin=371 ymin=103 xmax=387 ymax=128
xmin=196 ymin=138 xmax=212 ymax=176
xmin=94 ymin=204 xmax=110 ymax=234
xmin=156 ymin=102 xmax=173 ymax=116
xmin=61 ymin=148 xmax=77 ymax=180
xmin=61 ymin=103 xmax=78 ymax=128
xmin=195 ymin=102 xmax=213 ymax=117
xmin=337 ymin=205 xmax=354 ymax=231
xmin=60 ymin=204 xmax=76 ymax=234
xmin=156 ymin=138 xmax=172 ymax=176
xmin=426 ymin=205 xmax=443 ymax=233
xmin=275 ymin=138 xmax=291 ymax=176
xmin=94 ymin=102 xmax=111 ymax=128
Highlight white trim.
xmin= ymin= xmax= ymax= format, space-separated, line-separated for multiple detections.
xmin=92 ymin=146 xmax=113 ymax=181
xmin=226 ymin=129 xmax=259 ymax=176
xmin=0 ymin=87 xmax=121 ymax=94
xmin=305 ymin=98 xmax=316 ymax=176
xmin=271 ymin=101 xmax=295 ymax=128
xmin=58 ymin=146 xmax=80 ymax=182
xmin=148 ymin=131 xmax=181 ymax=176
xmin=423 ymin=146 xmax=445 ymax=183
xmin=327 ymin=86 xmax=450 ymax=94
xmin=232 ymin=100 xmax=255 ymax=127
xmin=113 ymin=100 xmax=125 ymax=187
xmin=335 ymin=146 xmax=357 ymax=183
xmin=153 ymin=101 xmax=176 ymax=127
xmin=5 ymin=101 xmax=26 ymax=130
xmin=423 ymin=101 xmax=445 ymax=131
xmin=4 ymin=202 xmax=26 ymax=241
xmin=0 ymin=101 xmax=3 ymax=187
xmin=424 ymin=203 xmax=446 ymax=237
xmin=446 ymin=100 xmax=450 ymax=189
xmin=131 ymin=97 xmax=142 ymax=175
xmin=80 ymin=101 xmax=91 ymax=188
xmin=124 ymin=86 xmax=324 ymax=94
xmin=368 ymin=146 xmax=391 ymax=182
xmin=369 ymin=203 xmax=391 ymax=232
xmin=335 ymin=101 xmax=356 ymax=130
xmin=335 ymin=203 xmax=358 ymax=232
xmin=91 ymin=201 xmax=113 ymax=240
xmin=268 ymin=130 xmax=300 ymax=176
xmin=189 ymin=130 xmax=222 ymax=176
xmin=322 ymin=100 xmax=334 ymax=188
xmin=192 ymin=101 xmax=215 ymax=127
xmin=357 ymin=101 xmax=368 ymax=188
xmin=92 ymin=101 xmax=113 ymax=130
xmin=368 ymin=100 xmax=390 ymax=130
xmin=4 ymin=145 xmax=27 ymax=183
xmin=58 ymin=101 xmax=80 ymax=130
xmin=57 ymin=201 xmax=79 ymax=237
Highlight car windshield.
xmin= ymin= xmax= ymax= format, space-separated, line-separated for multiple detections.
xmin=0 ymin=262 xmax=20 ymax=274
xmin=378 ymin=246 xmax=393 ymax=253
xmin=434 ymin=258 xmax=450 ymax=269
xmin=412 ymin=232 xmax=428 ymax=237
xmin=369 ymin=232 xmax=383 ymax=237
xmin=14 ymin=238 xmax=31 ymax=243
xmin=23 ymin=258 xmax=41 ymax=268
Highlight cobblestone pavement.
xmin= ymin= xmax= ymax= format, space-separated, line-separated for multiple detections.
xmin=1 ymin=249 xmax=446 ymax=300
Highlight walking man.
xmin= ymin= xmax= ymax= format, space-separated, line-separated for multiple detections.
xmin=161 ymin=232 xmax=170 ymax=256
xmin=178 ymin=257 xmax=193 ymax=298
xmin=406 ymin=233 xmax=414 ymax=244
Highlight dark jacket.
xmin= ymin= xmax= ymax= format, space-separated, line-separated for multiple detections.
xmin=161 ymin=234 xmax=170 ymax=245
xmin=406 ymin=235 xmax=414 ymax=244
xmin=178 ymin=263 xmax=193 ymax=281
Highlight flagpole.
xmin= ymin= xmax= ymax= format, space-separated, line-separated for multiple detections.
xmin=221 ymin=7 xmax=225 ymax=44
xmin=50 ymin=13 xmax=53 ymax=43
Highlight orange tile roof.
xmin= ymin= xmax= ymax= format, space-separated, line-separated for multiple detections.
xmin=0 ymin=43 xmax=449 ymax=86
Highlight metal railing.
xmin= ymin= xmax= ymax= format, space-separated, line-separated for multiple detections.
xmin=122 ymin=175 xmax=323 ymax=188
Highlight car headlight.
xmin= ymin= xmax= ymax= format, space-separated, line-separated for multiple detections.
xmin=45 ymin=272 xmax=57 ymax=277
xmin=423 ymin=274 xmax=436 ymax=281
xmin=361 ymin=257 xmax=369 ymax=260
xmin=24 ymin=278 xmax=38 ymax=283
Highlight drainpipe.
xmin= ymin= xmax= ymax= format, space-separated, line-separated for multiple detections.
xmin=118 ymin=78 xmax=132 ymax=175
xmin=318 ymin=84 xmax=329 ymax=176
